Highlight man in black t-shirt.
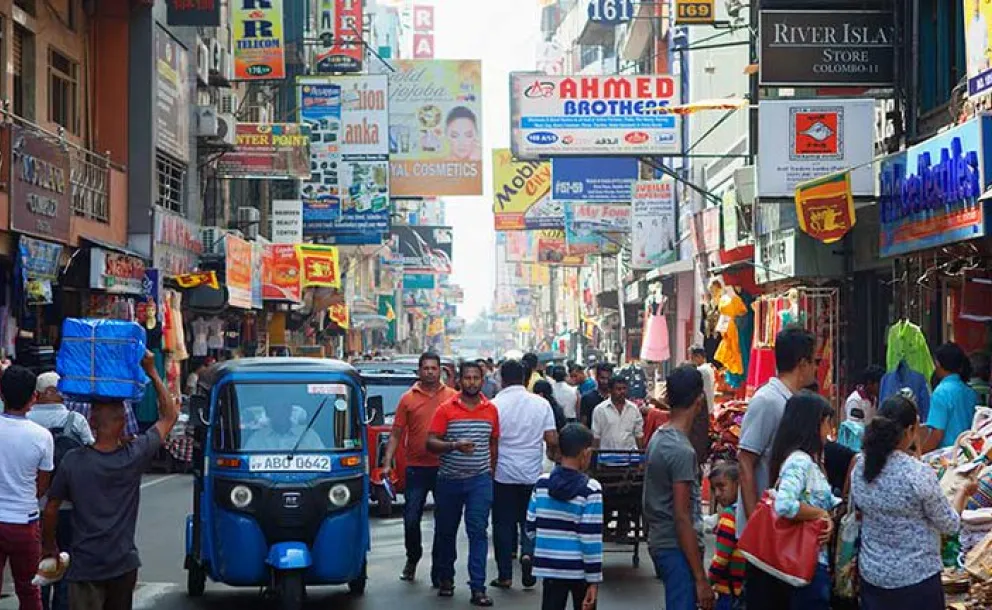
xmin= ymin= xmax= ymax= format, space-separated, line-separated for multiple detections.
xmin=580 ymin=363 xmax=614 ymax=427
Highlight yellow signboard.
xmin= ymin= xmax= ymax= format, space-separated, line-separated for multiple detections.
xmin=492 ymin=149 xmax=554 ymax=231
xmin=675 ymin=0 xmax=715 ymax=25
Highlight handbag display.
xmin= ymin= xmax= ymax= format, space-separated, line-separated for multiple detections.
xmin=738 ymin=490 xmax=825 ymax=586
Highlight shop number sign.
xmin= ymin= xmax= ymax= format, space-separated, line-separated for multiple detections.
xmin=675 ymin=0 xmax=715 ymax=24
xmin=587 ymin=0 xmax=634 ymax=25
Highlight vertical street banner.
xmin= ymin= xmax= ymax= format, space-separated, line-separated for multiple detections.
xmin=299 ymin=81 xmax=343 ymax=236
xmin=250 ymin=241 xmax=264 ymax=309
xmin=231 ymin=0 xmax=286 ymax=80
xmin=631 ymin=180 xmax=677 ymax=269
xmin=315 ymin=0 xmax=364 ymax=73
xmin=262 ymin=244 xmax=302 ymax=302
xmin=225 ymin=234 xmax=254 ymax=308
xmin=491 ymin=149 xmax=560 ymax=230
xmin=794 ymin=171 xmax=856 ymax=244
xmin=412 ymin=5 xmax=435 ymax=59
xmin=966 ymin=0 xmax=992 ymax=97
xmin=389 ymin=60 xmax=483 ymax=197
xmin=155 ymin=27 xmax=190 ymax=162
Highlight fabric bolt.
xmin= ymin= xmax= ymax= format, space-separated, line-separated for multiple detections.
xmin=590 ymin=400 xmax=644 ymax=451
xmin=403 ymin=466 xmax=440 ymax=572
xmin=433 ymin=473 xmax=493 ymax=593
xmin=644 ymin=428 xmax=703 ymax=552
xmin=885 ymin=320 xmax=935 ymax=381
xmin=850 ymin=451 xmax=961 ymax=589
xmin=714 ymin=293 xmax=747 ymax=376
xmin=0 ymin=414 xmax=55 ymax=524
xmin=772 ymin=451 xmax=841 ymax=565
xmin=879 ymin=361 xmax=931 ymax=421
xmin=492 ymin=482 xmax=535 ymax=581
xmin=652 ymin=548 xmax=697 ymax=610
xmin=0 ymin=520 xmax=42 ymax=610
xmin=708 ymin=505 xmax=745 ymax=597
xmin=925 ymin=373 xmax=979 ymax=449
xmin=552 ymin=382 xmax=579 ymax=420
xmin=429 ymin=395 xmax=500 ymax=480
xmin=394 ymin=383 xmax=458 ymax=468
xmin=526 ymin=467 xmax=603 ymax=583
xmin=492 ymin=386 xmax=556 ymax=485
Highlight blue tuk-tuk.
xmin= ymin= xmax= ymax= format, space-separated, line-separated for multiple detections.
xmin=184 ymin=358 xmax=370 ymax=608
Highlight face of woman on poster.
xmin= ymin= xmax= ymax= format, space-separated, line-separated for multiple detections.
xmin=446 ymin=117 xmax=478 ymax=160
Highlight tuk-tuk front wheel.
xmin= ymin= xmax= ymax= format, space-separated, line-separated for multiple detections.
xmin=348 ymin=560 xmax=367 ymax=595
xmin=276 ymin=570 xmax=304 ymax=610
xmin=186 ymin=562 xmax=206 ymax=597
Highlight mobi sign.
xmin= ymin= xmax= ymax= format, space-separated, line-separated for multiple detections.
xmin=511 ymin=73 xmax=681 ymax=158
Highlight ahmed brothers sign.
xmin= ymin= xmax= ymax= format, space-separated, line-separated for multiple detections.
xmin=759 ymin=10 xmax=895 ymax=87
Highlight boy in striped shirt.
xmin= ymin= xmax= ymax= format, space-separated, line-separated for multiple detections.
xmin=707 ymin=461 xmax=745 ymax=610
xmin=526 ymin=423 xmax=603 ymax=610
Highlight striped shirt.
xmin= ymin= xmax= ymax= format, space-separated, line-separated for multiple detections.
xmin=66 ymin=400 xmax=140 ymax=438
xmin=708 ymin=505 xmax=745 ymax=596
xmin=525 ymin=471 xmax=604 ymax=583
xmin=429 ymin=394 xmax=500 ymax=480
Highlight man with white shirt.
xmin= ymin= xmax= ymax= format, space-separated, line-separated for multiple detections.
xmin=591 ymin=376 xmax=645 ymax=451
xmin=0 ymin=365 xmax=53 ymax=610
xmin=491 ymin=360 xmax=558 ymax=590
xmin=550 ymin=365 xmax=580 ymax=422
xmin=690 ymin=346 xmax=716 ymax=414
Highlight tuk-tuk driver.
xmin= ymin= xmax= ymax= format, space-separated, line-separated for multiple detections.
xmin=244 ymin=404 xmax=325 ymax=451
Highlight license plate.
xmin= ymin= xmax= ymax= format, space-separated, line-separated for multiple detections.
xmin=248 ymin=455 xmax=332 ymax=472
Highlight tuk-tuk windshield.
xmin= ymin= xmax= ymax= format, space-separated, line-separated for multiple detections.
xmin=212 ymin=382 xmax=362 ymax=453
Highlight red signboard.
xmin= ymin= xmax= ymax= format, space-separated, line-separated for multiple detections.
xmin=215 ymin=123 xmax=311 ymax=179
xmin=262 ymin=244 xmax=302 ymax=302
xmin=315 ymin=0 xmax=363 ymax=73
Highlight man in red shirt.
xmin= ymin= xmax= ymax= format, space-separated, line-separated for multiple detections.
xmin=427 ymin=362 xmax=500 ymax=606
xmin=382 ymin=353 xmax=457 ymax=584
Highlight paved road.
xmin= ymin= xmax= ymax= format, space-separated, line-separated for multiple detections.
xmin=3 ymin=474 xmax=666 ymax=609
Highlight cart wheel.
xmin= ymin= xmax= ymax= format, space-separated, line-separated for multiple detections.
xmin=277 ymin=571 xmax=304 ymax=610
xmin=373 ymin=485 xmax=393 ymax=518
xmin=186 ymin=562 xmax=206 ymax=597
xmin=348 ymin=560 xmax=368 ymax=595
xmin=632 ymin=554 xmax=640 ymax=568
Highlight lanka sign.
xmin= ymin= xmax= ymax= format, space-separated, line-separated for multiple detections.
xmin=296 ymin=244 xmax=341 ymax=288
xmin=794 ymin=172 xmax=856 ymax=244
xmin=492 ymin=149 xmax=560 ymax=230
xmin=232 ymin=0 xmax=286 ymax=80
xmin=879 ymin=115 xmax=992 ymax=257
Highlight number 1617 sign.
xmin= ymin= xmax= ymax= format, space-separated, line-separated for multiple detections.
xmin=587 ymin=0 xmax=634 ymax=25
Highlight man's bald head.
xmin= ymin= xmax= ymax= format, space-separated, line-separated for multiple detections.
xmin=91 ymin=401 xmax=126 ymax=440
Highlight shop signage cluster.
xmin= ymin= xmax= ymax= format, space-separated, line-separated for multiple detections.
xmin=878 ymin=115 xmax=992 ymax=257
xmin=412 ymin=5 xmax=435 ymax=59
xmin=491 ymin=149 xmax=559 ymax=230
xmin=270 ymin=199 xmax=303 ymax=243
xmin=90 ymin=248 xmax=147 ymax=295
xmin=315 ymin=0 xmax=364 ymax=73
xmin=216 ymin=123 xmax=311 ymax=179
xmin=389 ymin=225 xmax=453 ymax=274
xmin=153 ymin=209 xmax=203 ymax=276
xmin=167 ymin=0 xmax=220 ymax=26
xmin=551 ymin=157 xmax=638 ymax=202
xmin=631 ymin=179 xmax=676 ymax=269
xmin=389 ymin=60 xmax=483 ymax=197
xmin=966 ymin=0 xmax=992 ymax=98
xmin=232 ymin=0 xmax=286 ymax=80
xmin=262 ymin=244 xmax=301 ymax=301
xmin=759 ymin=10 xmax=895 ymax=86
xmin=510 ymin=73 xmax=680 ymax=158
xmin=9 ymin=126 xmax=71 ymax=243
xmin=225 ymin=234 xmax=254 ymax=308
xmin=155 ymin=28 xmax=190 ymax=162
xmin=757 ymin=98 xmax=875 ymax=198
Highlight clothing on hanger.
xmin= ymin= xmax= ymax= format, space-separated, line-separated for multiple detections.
xmin=641 ymin=297 xmax=670 ymax=364
xmin=880 ymin=360 xmax=932 ymax=421
xmin=885 ymin=319 xmax=935 ymax=381
xmin=714 ymin=291 xmax=747 ymax=376
xmin=191 ymin=318 xmax=209 ymax=357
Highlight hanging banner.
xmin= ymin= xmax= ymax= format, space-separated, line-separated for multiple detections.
xmin=175 ymin=271 xmax=219 ymax=290
xmin=225 ymin=234 xmax=254 ymax=308
xmin=296 ymin=244 xmax=342 ymax=288
xmin=231 ymin=0 xmax=286 ymax=80
xmin=505 ymin=231 xmax=537 ymax=262
xmin=794 ymin=171 xmax=856 ymax=244
xmin=492 ymin=149 xmax=560 ymax=230
xmin=299 ymin=81 xmax=343 ymax=233
xmin=315 ymin=0 xmax=364 ymax=74
xmin=631 ymin=180 xmax=677 ymax=269
xmin=510 ymin=73 xmax=680 ymax=158
xmin=564 ymin=204 xmax=604 ymax=256
xmin=966 ymin=0 xmax=992 ymax=98
xmin=262 ymin=244 xmax=301 ymax=301
xmin=570 ymin=203 xmax=631 ymax=232
xmin=537 ymin=230 xmax=585 ymax=266
xmin=329 ymin=302 xmax=350 ymax=329
xmin=154 ymin=209 xmax=203 ymax=276
xmin=215 ymin=124 xmax=311 ymax=179
xmin=389 ymin=60 xmax=484 ymax=197
xmin=389 ymin=225 xmax=453 ymax=274
xmin=551 ymin=157 xmax=639 ymax=202
xmin=251 ymin=241 xmax=264 ymax=309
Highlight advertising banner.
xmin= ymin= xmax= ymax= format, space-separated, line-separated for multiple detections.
xmin=879 ymin=116 xmax=992 ymax=257
xmin=966 ymin=0 xmax=992 ymax=98
xmin=510 ymin=73 xmax=680 ymax=158
xmin=551 ymin=157 xmax=639 ymax=202
xmin=759 ymin=11 xmax=895 ymax=87
xmin=18 ymin=237 xmax=62 ymax=306
xmin=537 ymin=230 xmax=585 ymax=266
xmin=403 ymin=273 xmax=436 ymax=290
xmin=296 ymin=244 xmax=342 ymax=288
xmin=216 ymin=124 xmax=310 ymax=179
xmin=757 ymin=99 xmax=875 ymax=197
xmin=315 ymin=0 xmax=364 ymax=73
xmin=232 ymin=0 xmax=286 ymax=80
xmin=154 ymin=27 xmax=189 ymax=162
xmin=299 ymin=81 xmax=342 ymax=234
xmin=262 ymin=244 xmax=302 ymax=301
xmin=9 ymin=125 xmax=72 ymax=243
xmin=564 ymin=204 xmax=604 ymax=256
xmin=389 ymin=225 xmax=453 ymax=274
xmin=225 ymin=234 xmax=254 ymax=308
xmin=492 ymin=149 xmax=560 ymax=230
xmin=90 ymin=248 xmax=146 ymax=295
xmin=505 ymin=231 xmax=537 ymax=262
xmin=167 ymin=0 xmax=221 ymax=26
xmin=570 ymin=203 xmax=631 ymax=232
xmin=389 ymin=60 xmax=483 ymax=197
xmin=270 ymin=199 xmax=303 ymax=243
xmin=250 ymin=242 xmax=263 ymax=309
xmin=154 ymin=209 xmax=203 ymax=276
xmin=631 ymin=180 xmax=676 ymax=269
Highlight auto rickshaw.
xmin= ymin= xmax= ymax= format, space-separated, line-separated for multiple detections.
xmin=184 ymin=358 xmax=370 ymax=609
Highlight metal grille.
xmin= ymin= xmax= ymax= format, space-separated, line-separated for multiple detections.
xmin=156 ymin=152 xmax=186 ymax=214
xmin=70 ymin=147 xmax=109 ymax=222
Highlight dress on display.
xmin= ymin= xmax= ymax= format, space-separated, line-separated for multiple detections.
xmin=726 ymin=292 xmax=754 ymax=390
xmin=191 ymin=318 xmax=209 ymax=357
xmin=641 ymin=298 xmax=671 ymax=363
xmin=714 ymin=292 xmax=747 ymax=377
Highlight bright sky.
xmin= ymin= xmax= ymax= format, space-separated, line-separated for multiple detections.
xmin=432 ymin=0 xmax=543 ymax=321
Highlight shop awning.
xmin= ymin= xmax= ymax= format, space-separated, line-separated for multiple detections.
xmin=645 ymin=258 xmax=693 ymax=281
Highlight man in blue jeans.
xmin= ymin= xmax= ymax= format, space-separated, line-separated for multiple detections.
xmin=427 ymin=362 xmax=500 ymax=607
xmin=643 ymin=365 xmax=714 ymax=610
xmin=381 ymin=353 xmax=457 ymax=584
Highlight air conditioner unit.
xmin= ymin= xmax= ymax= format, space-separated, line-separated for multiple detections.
xmin=209 ymin=38 xmax=222 ymax=74
xmin=219 ymin=48 xmax=234 ymax=82
xmin=216 ymin=113 xmax=237 ymax=146
xmin=218 ymin=92 xmax=239 ymax=115
xmin=196 ymin=40 xmax=210 ymax=85
xmin=237 ymin=207 xmax=261 ymax=238
xmin=195 ymin=105 xmax=219 ymax=137
xmin=200 ymin=227 xmax=225 ymax=254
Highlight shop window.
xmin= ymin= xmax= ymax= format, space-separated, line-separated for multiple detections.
xmin=156 ymin=152 xmax=186 ymax=214
xmin=48 ymin=47 xmax=78 ymax=135
xmin=13 ymin=24 xmax=35 ymax=121
xmin=71 ymin=147 xmax=110 ymax=222
xmin=918 ymin=0 xmax=966 ymax=114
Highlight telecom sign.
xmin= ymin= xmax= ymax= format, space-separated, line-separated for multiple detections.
xmin=587 ymin=0 xmax=634 ymax=25
xmin=510 ymin=73 xmax=681 ymax=158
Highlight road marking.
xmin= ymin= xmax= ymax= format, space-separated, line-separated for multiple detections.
xmin=140 ymin=475 xmax=180 ymax=490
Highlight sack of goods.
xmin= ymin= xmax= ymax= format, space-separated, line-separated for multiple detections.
xmin=56 ymin=318 xmax=149 ymax=401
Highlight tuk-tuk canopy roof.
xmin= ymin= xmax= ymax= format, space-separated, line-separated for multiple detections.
xmin=197 ymin=358 xmax=360 ymax=392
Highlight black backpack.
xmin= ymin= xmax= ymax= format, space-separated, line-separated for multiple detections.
xmin=51 ymin=413 xmax=85 ymax=470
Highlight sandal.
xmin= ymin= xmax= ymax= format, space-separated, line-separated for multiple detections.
xmin=438 ymin=582 xmax=455 ymax=598
xmin=400 ymin=561 xmax=416 ymax=582
xmin=520 ymin=555 xmax=536 ymax=588
xmin=471 ymin=592 xmax=494 ymax=607
xmin=489 ymin=579 xmax=512 ymax=589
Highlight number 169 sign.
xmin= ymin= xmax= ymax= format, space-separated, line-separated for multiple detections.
xmin=675 ymin=0 xmax=715 ymax=24
xmin=587 ymin=0 xmax=634 ymax=25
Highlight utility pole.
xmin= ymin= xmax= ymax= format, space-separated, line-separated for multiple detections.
xmin=748 ymin=0 xmax=760 ymax=164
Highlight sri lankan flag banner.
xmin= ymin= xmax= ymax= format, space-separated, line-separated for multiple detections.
xmin=175 ymin=271 xmax=219 ymax=290
xmin=328 ymin=303 xmax=349 ymax=329
xmin=794 ymin=171 xmax=857 ymax=244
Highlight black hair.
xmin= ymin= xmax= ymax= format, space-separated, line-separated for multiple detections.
xmin=550 ymin=365 xmax=567 ymax=383
xmin=608 ymin=375 xmax=628 ymax=390
xmin=935 ymin=342 xmax=972 ymax=380
xmin=862 ymin=365 xmax=886 ymax=385
xmin=709 ymin=460 xmax=740 ymax=483
xmin=666 ymin=364 xmax=704 ymax=410
xmin=594 ymin=362 xmax=614 ymax=376
xmin=418 ymin=352 xmax=442 ymax=369
xmin=559 ymin=423 xmax=594 ymax=458
xmin=690 ymin=345 xmax=707 ymax=358
xmin=446 ymin=105 xmax=478 ymax=128
xmin=774 ymin=325 xmax=817 ymax=374
xmin=500 ymin=359 xmax=526 ymax=386
xmin=533 ymin=379 xmax=556 ymax=404
xmin=971 ymin=351 xmax=991 ymax=382
xmin=568 ymin=362 xmax=583 ymax=374
xmin=769 ymin=391 xmax=835 ymax=483
xmin=459 ymin=360 xmax=484 ymax=378
xmin=862 ymin=395 xmax=918 ymax=483
xmin=805 ymin=381 xmax=820 ymax=393
xmin=522 ymin=352 xmax=539 ymax=367
xmin=0 ymin=365 xmax=37 ymax=412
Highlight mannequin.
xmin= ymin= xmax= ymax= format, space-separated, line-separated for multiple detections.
xmin=780 ymin=288 xmax=805 ymax=327
xmin=701 ymin=279 xmax=723 ymax=362
xmin=641 ymin=285 xmax=670 ymax=363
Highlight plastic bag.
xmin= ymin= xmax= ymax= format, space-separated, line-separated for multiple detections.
xmin=31 ymin=553 xmax=69 ymax=587
xmin=832 ymin=505 xmax=860 ymax=599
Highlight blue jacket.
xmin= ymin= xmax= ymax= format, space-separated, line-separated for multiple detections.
xmin=880 ymin=361 xmax=931 ymax=421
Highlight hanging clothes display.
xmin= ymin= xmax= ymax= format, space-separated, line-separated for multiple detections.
xmin=880 ymin=360 xmax=932 ymax=421
xmin=714 ymin=287 xmax=747 ymax=379
xmin=701 ymin=298 xmax=721 ymax=363
xmin=190 ymin=318 xmax=209 ymax=357
xmin=885 ymin=319 xmax=935 ymax=381
xmin=726 ymin=291 xmax=755 ymax=390
xmin=640 ymin=289 xmax=670 ymax=363
xmin=170 ymin=291 xmax=189 ymax=361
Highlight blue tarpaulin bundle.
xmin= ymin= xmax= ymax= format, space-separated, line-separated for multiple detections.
xmin=56 ymin=318 xmax=149 ymax=401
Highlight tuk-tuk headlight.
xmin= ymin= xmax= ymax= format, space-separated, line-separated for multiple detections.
xmin=329 ymin=484 xmax=351 ymax=507
xmin=230 ymin=485 xmax=253 ymax=509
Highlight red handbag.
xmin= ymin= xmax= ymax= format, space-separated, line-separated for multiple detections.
xmin=737 ymin=491 xmax=825 ymax=586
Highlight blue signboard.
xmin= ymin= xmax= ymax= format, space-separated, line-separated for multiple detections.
xmin=403 ymin=274 xmax=436 ymax=290
xmin=551 ymin=157 xmax=639 ymax=202
xmin=878 ymin=116 xmax=992 ymax=257
xmin=587 ymin=0 xmax=634 ymax=24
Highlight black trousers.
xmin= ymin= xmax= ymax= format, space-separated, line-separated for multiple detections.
xmin=541 ymin=578 xmax=589 ymax=610
xmin=744 ymin=562 xmax=791 ymax=609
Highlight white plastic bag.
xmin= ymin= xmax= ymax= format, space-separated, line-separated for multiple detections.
xmin=31 ymin=553 xmax=69 ymax=587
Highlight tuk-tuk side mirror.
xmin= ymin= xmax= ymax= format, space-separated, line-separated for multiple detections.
xmin=190 ymin=394 xmax=209 ymax=427
xmin=366 ymin=395 xmax=384 ymax=426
